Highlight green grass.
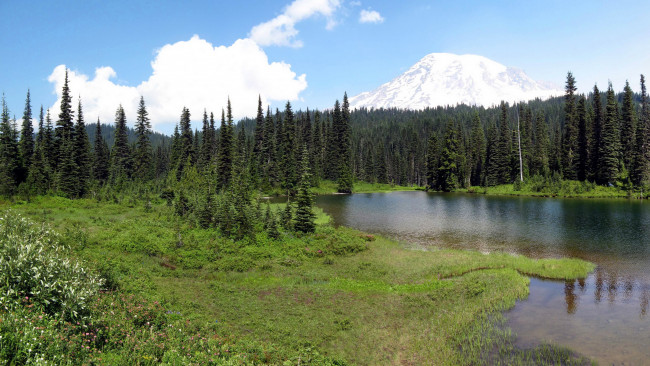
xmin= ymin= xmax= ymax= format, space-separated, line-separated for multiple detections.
xmin=459 ymin=179 xmax=632 ymax=199
xmin=1 ymin=196 xmax=595 ymax=365
xmin=310 ymin=180 xmax=421 ymax=195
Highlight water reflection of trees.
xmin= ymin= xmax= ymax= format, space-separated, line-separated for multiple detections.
xmin=563 ymin=268 xmax=649 ymax=317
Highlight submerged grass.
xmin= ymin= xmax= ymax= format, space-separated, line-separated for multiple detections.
xmin=2 ymin=196 xmax=595 ymax=365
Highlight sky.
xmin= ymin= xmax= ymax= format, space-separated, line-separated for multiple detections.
xmin=2 ymin=0 xmax=650 ymax=134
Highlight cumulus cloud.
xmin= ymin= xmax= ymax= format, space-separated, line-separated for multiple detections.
xmin=359 ymin=9 xmax=384 ymax=24
xmin=48 ymin=36 xmax=307 ymax=132
xmin=249 ymin=0 xmax=341 ymax=47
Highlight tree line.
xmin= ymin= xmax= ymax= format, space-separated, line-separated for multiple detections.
xmin=2 ymin=70 xmax=650 ymax=210
xmin=347 ymin=73 xmax=650 ymax=192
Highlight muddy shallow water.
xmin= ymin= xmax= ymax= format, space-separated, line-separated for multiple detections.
xmin=314 ymin=191 xmax=650 ymax=365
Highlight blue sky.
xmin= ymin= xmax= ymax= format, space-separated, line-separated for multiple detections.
xmin=2 ymin=0 xmax=650 ymax=134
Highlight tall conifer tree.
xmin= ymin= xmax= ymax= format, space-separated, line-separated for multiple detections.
xmin=19 ymin=90 xmax=34 ymax=180
xmin=599 ymin=83 xmax=621 ymax=184
xmin=134 ymin=97 xmax=153 ymax=180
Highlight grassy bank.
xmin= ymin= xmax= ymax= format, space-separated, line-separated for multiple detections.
xmin=1 ymin=196 xmax=594 ymax=365
xmin=457 ymin=178 xmax=640 ymax=200
xmin=310 ymin=180 xmax=421 ymax=195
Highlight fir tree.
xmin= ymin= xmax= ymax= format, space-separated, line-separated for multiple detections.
xmin=218 ymin=104 xmax=234 ymax=190
xmin=562 ymin=72 xmax=578 ymax=180
xmin=134 ymin=96 xmax=153 ymax=181
xmin=496 ymin=102 xmax=511 ymax=184
xmin=531 ymin=112 xmax=550 ymax=177
xmin=294 ymin=146 xmax=316 ymax=233
xmin=54 ymin=69 xmax=74 ymax=170
xmin=19 ymin=90 xmax=34 ymax=181
xmin=469 ymin=112 xmax=485 ymax=186
xmin=631 ymin=75 xmax=650 ymax=186
xmin=484 ymin=121 xmax=499 ymax=186
xmin=43 ymin=109 xmax=54 ymax=174
xmin=282 ymin=101 xmax=297 ymax=193
xmin=73 ymin=99 xmax=91 ymax=197
xmin=438 ymin=120 xmax=460 ymax=191
xmin=337 ymin=93 xmax=353 ymax=193
xmin=198 ymin=109 xmax=211 ymax=171
xmin=426 ymin=133 xmax=439 ymax=190
xmin=620 ymin=80 xmax=637 ymax=169
xmin=92 ymin=119 xmax=109 ymax=183
xmin=598 ymin=83 xmax=621 ymax=185
xmin=0 ymin=96 xmax=19 ymax=195
xmin=576 ymin=97 xmax=589 ymax=181
xmin=589 ymin=85 xmax=603 ymax=181
xmin=109 ymin=105 xmax=132 ymax=182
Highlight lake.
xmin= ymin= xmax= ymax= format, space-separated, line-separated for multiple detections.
xmin=315 ymin=191 xmax=650 ymax=365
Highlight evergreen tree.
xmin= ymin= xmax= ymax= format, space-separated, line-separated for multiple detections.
xmin=576 ymin=97 xmax=589 ymax=181
xmin=484 ymin=121 xmax=499 ymax=186
xmin=598 ymin=83 xmax=621 ymax=185
xmin=294 ymin=146 xmax=316 ymax=233
xmin=437 ymin=120 xmax=460 ymax=191
xmin=92 ymin=119 xmax=110 ymax=183
xmin=620 ymin=80 xmax=637 ymax=169
xmin=218 ymin=104 xmax=234 ymax=190
xmin=73 ymin=99 xmax=91 ymax=197
xmin=19 ymin=90 xmax=34 ymax=181
xmin=198 ymin=110 xmax=211 ymax=171
xmin=589 ymin=85 xmax=603 ymax=181
xmin=426 ymin=133 xmax=439 ymax=190
xmin=469 ymin=112 xmax=485 ymax=186
xmin=0 ymin=96 xmax=19 ymax=195
xmin=631 ymin=75 xmax=650 ymax=186
xmin=134 ymin=96 xmax=153 ymax=181
xmin=337 ymin=93 xmax=353 ymax=193
xmin=531 ymin=112 xmax=550 ymax=177
xmin=54 ymin=69 xmax=74 ymax=170
xmin=43 ymin=109 xmax=55 ymax=174
xmin=282 ymin=101 xmax=297 ymax=193
xmin=496 ymin=102 xmax=511 ymax=184
xmin=109 ymin=105 xmax=132 ymax=182
xmin=562 ymin=72 xmax=578 ymax=180
xmin=177 ymin=107 xmax=193 ymax=176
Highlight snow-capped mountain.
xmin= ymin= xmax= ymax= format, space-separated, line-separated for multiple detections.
xmin=349 ymin=53 xmax=562 ymax=110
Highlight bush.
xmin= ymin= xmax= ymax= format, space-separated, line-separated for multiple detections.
xmin=0 ymin=211 xmax=103 ymax=320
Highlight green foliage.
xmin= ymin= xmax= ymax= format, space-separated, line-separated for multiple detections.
xmin=0 ymin=211 xmax=102 ymax=320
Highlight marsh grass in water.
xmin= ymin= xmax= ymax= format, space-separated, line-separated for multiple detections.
xmin=1 ymin=196 xmax=594 ymax=365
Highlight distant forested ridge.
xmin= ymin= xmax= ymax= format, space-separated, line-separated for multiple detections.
xmin=1 ymin=70 xmax=649 ymax=206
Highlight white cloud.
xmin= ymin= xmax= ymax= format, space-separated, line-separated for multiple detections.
xmin=249 ymin=0 xmax=341 ymax=47
xmin=359 ymin=9 xmax=384 ymax=24
xmin=47 ymin=36 xmax=307 ymax=132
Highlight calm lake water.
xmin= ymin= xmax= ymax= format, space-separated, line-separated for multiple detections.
xmin=315 ymin=191 xmax=650 ymax=365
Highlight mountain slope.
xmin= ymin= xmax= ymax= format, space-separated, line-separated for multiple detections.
xmin=349 ymin=53 xmax=562 ymax=110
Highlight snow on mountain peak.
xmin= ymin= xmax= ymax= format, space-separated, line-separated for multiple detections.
xmin=349 ymin=53 xmax=562 ymax=110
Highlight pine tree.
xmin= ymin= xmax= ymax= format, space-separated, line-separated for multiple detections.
xmin=177 ymin=107 xmax=193 ymax=176
xmin=531 ymin=112 xmax=550 ymax=177
xmin=598 ymin=83 xmax=621 ymax=185
xmin=217 ymin=103 xmax=234 ymax=190
xmin=620 ymin=80 xmax=637 ymax=169
xmin=294 ymin=146 xmax=316 ymax=233
xmin=109 ymin=105 xmax=132 ymax=182
xmin=19 ymin=90 xmax=34 ymax=181
xmin=562 ymin=72 xmax=578 ymax=180
xmin=54 ymin=69 xmax=74 ymax=170
xmin=631 ymin=75 xmax=650 ymax=186
xmin=92 ymin=119 xmax=110 ymax=183
xmin=484 ymin=121 xmax=499 ymax=186
xmin=0 ymin=96 xmax=19 ymax=195
xmin=426 ymin=133 xmax=439 ymax=190
xmin=496 ymin=102 xmax=511 ymax=184
xmin=437 ymin=120 xmax=460 ymax=191
xmin=198 ymin=109 xmax=211 ymax=171
xmin=337 ymin=93 xmax=353 ymax=193
xmin=134 ymin=96 xmax=153 ymax=181
xmin=282 ymin=101 xmax=297 ymax=193
xmin=469 ymin=112 xmax=485 ymax=186
xmin=73 ymin=99 xmax=91 ymax=197
xmin=576 ymin=97 xmax=589 ymax=181
xmin=589 ymin=85 xmax=603 ymax=181
xmin=43 ymin=109 xmax=55 ymax=174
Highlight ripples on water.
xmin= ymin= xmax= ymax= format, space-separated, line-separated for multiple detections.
xmin=315 ymin=191 xmax=650 ymax=364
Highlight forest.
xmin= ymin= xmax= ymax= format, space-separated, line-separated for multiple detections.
xmin=0 ymin=70 xmax=615 ymax=365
